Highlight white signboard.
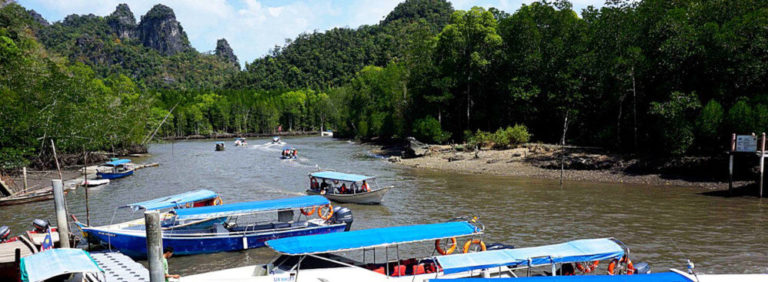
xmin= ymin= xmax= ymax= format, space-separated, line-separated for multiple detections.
xmin=735 ymin=135 xmax=757 ymax=152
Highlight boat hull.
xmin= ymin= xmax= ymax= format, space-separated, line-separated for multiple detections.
xmin=80 ymin=223 xmax=347 ymax=258
xmin=0 ymin=191 xmax=54 ymax=206
xmin=97 ymin=169 xmax=134 ymax=179
xmin=306 ymin=186 xmax=390 ymax=205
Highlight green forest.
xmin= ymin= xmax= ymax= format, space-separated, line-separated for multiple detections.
xmin=2 ymin=0 xmax=768 ymax=169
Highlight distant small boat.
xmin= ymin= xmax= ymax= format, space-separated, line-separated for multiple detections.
xmin=81 ymin=179 xmax=109 ymax=187
xmin=234 ymin=138 xmax=248 ymax=146
xmin=215 ymin=141 xmax=226 ymax=151
xmin=321 ymin=130 xmax=333 ymax=137
xmin=96 ymin=159 xmax=134 ymax=180
xmin=280 ymin=146 xmax=298 ymax=159
xmin=306 ymin=171 xmax=392 ymax=204
xmin=272 ymin=136 xmax=281 ymax=144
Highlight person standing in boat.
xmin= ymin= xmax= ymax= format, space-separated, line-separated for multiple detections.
xmin=163 ymin=247 xmax=181 ymax=282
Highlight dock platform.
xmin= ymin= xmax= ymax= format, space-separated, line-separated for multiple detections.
xmin=90 ymin=251 xmax=149 ymax=281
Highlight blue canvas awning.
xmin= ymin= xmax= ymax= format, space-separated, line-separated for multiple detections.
xmin=267 ymin=221 xmax=480 ymax=255
xmin=436 ymin=238 xmax=624 ymax=275
xmin=428 ymin=272 xmax=692 ymax=282
xmin=126 ymin=189 xmax=219 ymax=211
xmin=104 ymin=159 xmax=131 ymax=166
xmin=174 ymin=195 xmax=330 ymax=220
xmin=21 ymin=249 xmax=103 ymax=282
xmin=310 ymin=171 xmax=372 ymax=182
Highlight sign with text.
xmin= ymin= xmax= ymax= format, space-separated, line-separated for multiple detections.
xmin=735 ymin=135 xmax=758 ymax=152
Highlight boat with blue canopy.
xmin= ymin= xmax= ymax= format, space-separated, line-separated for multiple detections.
xmin=306 ymin=170 xmax=392 ymax=204
xmin=20 ymin=248 xmax=105 ymax=282
xmin=126 ymin=189 xmax=221 ymax=211
xmin=96 ymin=159 xmax=134 ymax=180
xmin=76 ymin=195 xmax=352 ymax=258
xmin=215 ymin=141 xmax=226 ymax=151
xmin=183 ymin=219 xmax=489 ymax=281
xmin=234 ymin=137 xmax=248 ymax=146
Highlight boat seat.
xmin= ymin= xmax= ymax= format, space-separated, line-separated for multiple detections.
xmin=391 ymin=265 xmax=406 ymax=277
xmin=412 ymin=264 xmax=425 ymax=275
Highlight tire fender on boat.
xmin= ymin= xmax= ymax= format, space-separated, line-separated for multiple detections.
xmin=318 ymin=204 xmax=334 ymax=220
xmin=462 ymin=239 xmax=487 ymax=253
xmin=213 ymin=197 xmax=224 ymax=205
xmin=435 ymin=238 xmax=457 ymax=255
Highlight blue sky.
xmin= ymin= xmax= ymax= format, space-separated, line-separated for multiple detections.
xmin=18 ymin=0 xmax=606 ymax=67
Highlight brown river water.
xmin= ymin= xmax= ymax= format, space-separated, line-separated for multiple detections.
xmin=1 ymin=137 xmax=766 ymax=275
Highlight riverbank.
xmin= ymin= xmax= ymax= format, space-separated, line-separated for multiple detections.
xmin=384 ymin=143 xmax=749 ymax=189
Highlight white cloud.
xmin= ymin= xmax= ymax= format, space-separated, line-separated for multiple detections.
xmin=18 ymin=0 xmax=605 ymax=68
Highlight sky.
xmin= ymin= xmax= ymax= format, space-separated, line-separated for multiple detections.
xmin=18 ymin=0 xmax=606 ymax=67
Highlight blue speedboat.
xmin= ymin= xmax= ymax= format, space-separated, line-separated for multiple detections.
xmin=96 ymin=159 xmax=134 ymax=179
xmin=76 ymin=195 xmax=352 ymax=258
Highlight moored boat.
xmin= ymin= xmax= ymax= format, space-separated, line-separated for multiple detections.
xmin=20 ymin=248 xmax=105 ymax=282
xmin=182 ymin=219 xmax=486 ymax=281
xmin=96 ymin=159 xmax=134 ymax=180
xmin=0 ymin=189 xmax=55 ymax=206
xmin=76 ymin=195 xmax=352 ymax=258
xmin=306 ymin=171 xmax=392 ymax=204
xmin=81 ymin=179 xmax=110 ymax=187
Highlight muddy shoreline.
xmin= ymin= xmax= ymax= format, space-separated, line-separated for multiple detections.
xmin=376 ymin=142 xmax=752 ymax=190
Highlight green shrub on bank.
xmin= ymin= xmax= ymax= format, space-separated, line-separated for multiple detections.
xmin=467 ymin=124 xmax=530 ymax=149
xmin=413 ymin=116 xmax=451 ymax=144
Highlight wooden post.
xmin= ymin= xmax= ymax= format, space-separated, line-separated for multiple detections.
xmin=761 ymin=133 xmax=766 ymax=198
xmin=52 ymin=179 xmax=70 ymax=248
xmin=50 ymin=140 xmax=63 ymax=180
xmin=729 ymin=134 xmax=735 ymax=195
xmin=22 ymin=167 xmax=27 ymax=192
xmin=145 ymin=211 xmax=164 ymax=282
xmin=83 ymin=151 xmax=90 ymax=227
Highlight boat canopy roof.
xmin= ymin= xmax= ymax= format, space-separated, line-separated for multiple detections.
xmin=125 ymin=189 xmax=219 ymax=211
xmin=104 ymin=159 xmax=131 ymax=166
xmin=20 ymin=249 xmax=103 ymax=282
xmin=215 ymin=141 xmax=225 ymax=144
xmin=310 ymin=171 xmax=373 ymax=182
xmin=267 ymin=221 xmax=480 ymax=255
xmin=427 ymin=272 xmax=692 ymax=282
xmin=174 ymin=195 xmax=329 ymax=220
xmin=436 ymin=238 xmax=624 ymax=275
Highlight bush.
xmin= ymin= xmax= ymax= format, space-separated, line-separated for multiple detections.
xmin=466 ymin=124 xmax=531 ymax=149
xmin=413 ymin=116 xmax=450 ymax=144
xmin=728 ymin=98 xmax=753 ymax=134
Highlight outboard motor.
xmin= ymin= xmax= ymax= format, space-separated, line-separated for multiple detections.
xmin=0 ymin=226 xmax=10 ymax=242
xmin=32 ymin=219 xmax=49 ymax=232
xmin=633 ymin=262 xmax=651 ymax=274
xmin=331 ymin=206 xmax=353 ymax=231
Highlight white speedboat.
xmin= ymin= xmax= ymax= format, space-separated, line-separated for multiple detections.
xmin=81 ymin=179 xmax=110 ymax=187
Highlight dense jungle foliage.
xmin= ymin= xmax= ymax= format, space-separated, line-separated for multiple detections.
xmin=2 ymin=0 xmax=768 ymax=169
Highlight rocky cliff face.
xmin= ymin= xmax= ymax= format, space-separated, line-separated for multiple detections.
xmin=107 ymin=4 xmax=136 ymax=40
xmin=137 ymin=4 xmax=190 ymax=55
xmin=215 ymin=38 xmax=238 ymax=67
xmin=28 ymin=9 xmax=49 ymax=26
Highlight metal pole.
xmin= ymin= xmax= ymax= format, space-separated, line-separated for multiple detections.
xmin=83 ymin=152 xmax=90 ymax=226
xmin=761 ymin=133 xmax=766 ymax=198
xmin=729 ymin=134 xmax=735 ymax=195
xmin=22 ymin=167 xmax=27 ymax=192
xmin=52 ymin=179 xmax=70 ymax=248
xmin=145 ymin=211 xmax=164 ymax=282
